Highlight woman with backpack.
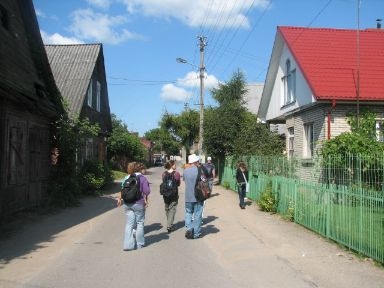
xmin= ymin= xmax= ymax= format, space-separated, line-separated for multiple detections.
xmin=161 ymin=160 xmax=181 ymax=233
xmin=117 ymin=162 xmax=150 ymax=251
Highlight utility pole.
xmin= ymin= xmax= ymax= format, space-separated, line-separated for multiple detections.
xmin=198 ymin=35 xmax=207 ymax=159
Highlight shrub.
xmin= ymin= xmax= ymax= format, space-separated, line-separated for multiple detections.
xmin=257 ymin=181 xmax=277 ymax=212
xmin=78 ymin=160 xmax=113 ymax=194
xmin=223 ymin=181 xmax=230 ymax=189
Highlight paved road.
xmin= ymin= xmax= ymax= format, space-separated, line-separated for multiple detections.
xmin=1 ymin=165 xmax=384 ymax=288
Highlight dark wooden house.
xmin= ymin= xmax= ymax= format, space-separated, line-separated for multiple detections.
xmin=0 ymin=0 xmax=64 ymax=219
xmin=45 ymin=44 xmax=112 ymax=164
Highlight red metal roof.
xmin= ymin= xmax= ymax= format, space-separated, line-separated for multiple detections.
xmin=278 ymin=26 xmax=384 ymax=101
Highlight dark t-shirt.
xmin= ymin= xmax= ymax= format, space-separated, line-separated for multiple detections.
xmin=203 ymin=163 xmax=215 ymax=178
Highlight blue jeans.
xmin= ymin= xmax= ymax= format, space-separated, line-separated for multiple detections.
xmin=238 ymin=183 xmax=246 ymax=207
xmin=123 ymin=203 xmax=145 ymax=250
xmin=185 ymin=202 xmax=203 ymax=238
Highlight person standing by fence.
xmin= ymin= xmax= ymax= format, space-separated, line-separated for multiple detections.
xmin=203 ymin=156 xmax=216 ymax=195
xmin=236 ymin=161 xmax=248 ymax=209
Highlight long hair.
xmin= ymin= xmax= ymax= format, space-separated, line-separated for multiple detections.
xmin=127 ymin=162 xmax=146 ymax=174
xmin=238 ymin=161 xmax=247 ymax=171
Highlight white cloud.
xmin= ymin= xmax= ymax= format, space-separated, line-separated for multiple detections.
xmin=161 ymin=83 xmax=192 ymax=102
xmin=86 ymin=0 xmax=111 ymax=9
xmin=177 ymin=71 xmax=219 ymax=90
xmin=69 ymin=9 xmax=145 ymax=44
xmin=161 ymin=71 xmax=219 ymax=103
xmin=40 ymin=30 xmax=84 ymax=44
xmin=119 ymin=0 xmax=271 ymax=28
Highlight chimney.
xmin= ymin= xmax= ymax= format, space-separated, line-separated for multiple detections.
xmin=377 ymin=19 xmax=382 ymax=29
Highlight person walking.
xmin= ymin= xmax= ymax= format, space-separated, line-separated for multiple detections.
xmin=161 ymin=160 xmax=181 ymax=233
xmin=183 ymin=153 xmax=204 ymax=239
xmin=117 ymin=162 xmax=150 ymax=251
xmin=236 ymin=161 xmax=248 ymax=209
xmin=203 ymin=156 xmax=216 ymax=195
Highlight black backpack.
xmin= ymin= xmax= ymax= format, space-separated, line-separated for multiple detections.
xmin=194 ymin=166 xmax=210 ymax=202
xmin=121 ymin=174 xmax=142 ymax=203
xmin=160 ymin=171 xmax=177 ymax=197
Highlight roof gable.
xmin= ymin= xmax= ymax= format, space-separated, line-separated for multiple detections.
xmin=279 ymin=26 xmax=384 ymax=101
xmin=45 ymin=44 xmax=101 ymax=117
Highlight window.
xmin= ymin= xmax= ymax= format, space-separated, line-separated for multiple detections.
xmin=303 ymin=123 xmax=314 ymax=158
xmin=87 ymin=79 xmax=93 ymax=107
xmin=288 ymin=127 xmax=294 ymax=158
xmin=96 ymin=81 xmax=101 ymax=112
xmin=376 ymin=120 xmax=384 ymax=142
xmin=8 ymin=124 xmax=26 ymax=185
xmin=282 ymin=59 xmax=296 ymax=105
xmin=0 ymin=5 xmax=9 ymax=31
xmin=85 ymin=138 xmax=93 ymax=159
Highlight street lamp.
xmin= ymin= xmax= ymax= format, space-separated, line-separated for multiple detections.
xmin=176 ymin=36 xmax=207 ymax=160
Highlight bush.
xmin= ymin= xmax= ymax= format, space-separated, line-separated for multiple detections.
xmin=223 ymin=181 xmax=230 ymax=189
xmin=78 ymin=160 xmax=113 ymax=194
xmin=257 ymin=181 xmax=277 ymax=213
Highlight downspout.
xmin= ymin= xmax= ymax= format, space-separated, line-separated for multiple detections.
xmin=327 ymin=99 xmax=337 ymax=140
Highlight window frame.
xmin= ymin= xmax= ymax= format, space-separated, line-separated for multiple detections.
xmin=303 ymin=123 xmax=314 ymax=159
xmin=87 ymin=79 xmax=93 ymax=107
xmin=96 ymin=81 xmax=101 ymax=112
xmin=287 ymin=127 xmax=294 ymax=158
xmin=375 ymin=119 xmax=384 ymax=142
xmin=281 ymin=59 xmax=296 ymax=106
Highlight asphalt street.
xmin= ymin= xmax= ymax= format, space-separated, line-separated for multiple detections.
xmin=0 ymin=165 xmax=384 ymax=288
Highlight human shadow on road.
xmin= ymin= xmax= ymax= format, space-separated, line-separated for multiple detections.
xmin=145 ymin=232 xmax=170 ymax=247
xmin=145 ymin=222 xmax=163 ymax=234
xmin=202 ymin=224 xmax=220 ymax=236
xmin=144 ymin=222 xmax=170 ymax=247
xmin=202 ymin=215 xmax=217 ymax=226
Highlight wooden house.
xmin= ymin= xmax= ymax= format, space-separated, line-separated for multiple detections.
xmin=0 ymin=0 xmax=64 ymax=219
xmin=45 ymin=44 xmax=112 ymax=164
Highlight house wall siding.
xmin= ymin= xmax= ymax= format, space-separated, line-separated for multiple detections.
xmin=267 ymin=44 xmax=314 ymax=122
xmin=286 ymin=104 xmax=384 ymax=182
xmin=0 ymin=0 xmax=62 ymax=221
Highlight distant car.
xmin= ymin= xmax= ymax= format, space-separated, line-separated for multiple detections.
xmin=154 ymin=159 xmax=163 ymax=167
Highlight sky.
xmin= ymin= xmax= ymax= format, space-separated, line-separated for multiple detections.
xmin=32 ymin=0 xmax=384 ymax=136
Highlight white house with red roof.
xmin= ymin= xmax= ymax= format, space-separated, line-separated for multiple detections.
xmin=259 ymin=26 xmax=384 ymax=163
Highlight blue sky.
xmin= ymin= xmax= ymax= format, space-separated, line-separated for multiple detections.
xmin=32 ymin=0 xmax=383 ymax=136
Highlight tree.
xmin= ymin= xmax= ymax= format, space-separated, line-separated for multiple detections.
xmin=233 ymin=112 xmax=284 ymax=156
xmin=320 ymin=110 xmax=384 ymax=189
xmin=107 ymin=114 xmax=145 ymax=169
xmin=159 ymin=109 xmax=199 ymax=157
xmin=48 ymin=107 xmax=103 ymax=207
xmin=204 ymin=70 xmax=284 ymax=160
xmin=204 ymin=71 xmax=248 ymax=158
xmin=321 ymin=110 xmax=384 ymax=157
xmin=144 ymin=127 xmax=181 ymax=156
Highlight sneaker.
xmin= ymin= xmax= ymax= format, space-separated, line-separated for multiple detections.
xmin=185 ymin=229 xmax=193 ymax=239
xmin=167 ymin=227 xmax=174 ymax=233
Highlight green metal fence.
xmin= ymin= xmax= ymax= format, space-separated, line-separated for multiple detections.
xmin=221 ymin=155 xmax=384 ymax=263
